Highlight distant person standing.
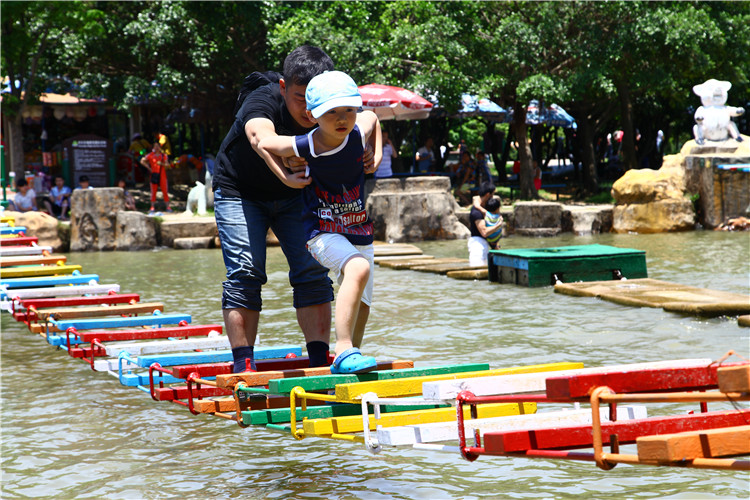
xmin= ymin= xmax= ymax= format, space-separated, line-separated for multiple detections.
xmin=140 ymin=142 xmax=172 ymax=214
xmin=375 ymin=130 xmax=398 ymax=179
xmin=467 ymin=182 xmax=496 ymax=266
xmin=415 ymin=137 xmax=435 ymax=173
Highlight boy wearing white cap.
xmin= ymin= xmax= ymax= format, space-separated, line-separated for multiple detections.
xmin=259 ymin=70 xmax=382 ymax=374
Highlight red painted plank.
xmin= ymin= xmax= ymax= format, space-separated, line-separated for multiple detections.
xmin=153 ymin=386 xmax=231 ymax=401
xmin=170 ymin=363 xmax=233 ymax=379
xmin=0 ymin=236 xmax=37 ymax=246
xmin=545 ymin=362 xmax=749 ymax=400
xmin=18 ymin=294 xmax=141 ymax=310
xmin=169 ymin=356 xmax=323 ymax=380
xmin=483 ymin=409 xmax=750 ymax=453
xmin=73 ymin=324 xmax=223 ymax=342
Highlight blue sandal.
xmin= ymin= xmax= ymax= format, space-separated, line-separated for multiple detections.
xmin=330 ymin=347 xmax=377 ymax=374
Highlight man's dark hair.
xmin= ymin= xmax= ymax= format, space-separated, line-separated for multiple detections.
xmin=79 ymin=175 xmax=89 ymax=182
xmin=478 ymin=182 xmax=496 ymax=197
xmin=16 ymin=178 xmax=28 ymax=188
xmin=283 ymin=45 xmax=334 ymax=86
xmin=486 ymin=197 xmax=500 ymax=212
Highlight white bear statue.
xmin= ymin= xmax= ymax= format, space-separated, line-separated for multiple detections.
xmin=692 ymin=79 xmax=745 ymax=145
xmin=184 ymin=181 xmax=207 ymax=216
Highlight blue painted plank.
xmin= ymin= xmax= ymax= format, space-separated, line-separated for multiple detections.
xmin=50 ymin=313 xmax=192 ymax=333
xmin=0 ymin=274 xmax=99 ymax=290
xmin=0 ymin=226 xmax=27 ymax=235
xmin=134 ymin=345 xmax=302 ymax=368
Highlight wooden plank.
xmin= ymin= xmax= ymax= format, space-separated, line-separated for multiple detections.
xmin=482 ymin=409 xmax=750 ymax=453
xmin=193 ymin=395 xmax=325 ymax=414
xmin=372 ymin=244 xmax=423 ymax=257
xmin=717 ymin=364 xmax=750 ymax=393
xmin=378 ymin=258 xmax=461 ymax=270
xmin=1 ymin=273 xmax=99 ymax=291
xmin=304 ymin=403 xmax=535 ymax=436
xmin=1 ymin=264 xmax=82 ymax=279
xmin=35 ymin=302 xmax=164 ymax=320
xmin=269 ymin=363 xmax=491 ymax=395
xmin=0 ymin=284 xmax=119 ymax=300
xmin=336 ymin=362 xmax=582 ymax=400
xmin=544 ymin=359 xmax=737 ymax=400
xmin=378 ymin=406 xmax=648 ymax=447
xmin=31 ymin=312 xmax=191 ymax=334
xmin=243 ymin=403 xmax=362 ymax=426
xmin=739 ymin=315 xmax=750 ymax=327
xmin=0 ymin=255 xmax=67 ymax=267
xmin=409 ymin=261 xmax=483 ymax=275
xmin=215 ymin=360 xmax=414 ymax=389
xmin=423 ymin=360 xmax=706 ymax=400
xmin=374 ymin=255 xmax=434 ymax=263
xmin=170 ymin=356 xmax=327 ymax=381
xmin=0 ymin=236 xmax=38 ymax=246
xmin=104 ymin=336 xmax=231 ymax=357
xmin=447 ymin=269 xmax=488 ymax=280
xmin=153 ymin=385 xmax=231 ymax=401
xmin=50 ymin=324 xmax=222 ymax=347
xmin=0 ymin=245 xmax=53 ymax=256
xmin=132 ymin=344 xmax=302 ymax=368
xmin=637 ymin=425 xmax=750 ymax=462
xmin=16 ymin=293 xmax=139 ymax=311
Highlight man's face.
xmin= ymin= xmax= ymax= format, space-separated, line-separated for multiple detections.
xmin=280 ymin=79 xmax=317 ymax=130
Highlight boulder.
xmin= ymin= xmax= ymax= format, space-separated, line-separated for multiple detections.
xmin=160 ymin=218 xmax=218 ymax=247
xmin=562 ymin=205 xmax=613 ymax=235
xmin=513 ymin=201 xmax=563 ymax=237
xmin=365 ymin=177 xmax=469 ymax=242
xmin=4 ymin=210 xmax=65 ymax=251
xmin=612 ymin=199 xmax=695 ymax=233
xmin=173 ymin=236 xmax=214 ymax=249
xmin=611 ymin=161 xmax=687 ymax=204
xmin=115 ymin=211 xmax=157 ymax=250
xmin=70 ymin=188 xmax=124 ymax=251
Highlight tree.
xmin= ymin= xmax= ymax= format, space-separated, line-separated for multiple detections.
xmin=1 ymin=1 xmax=104 ymax=177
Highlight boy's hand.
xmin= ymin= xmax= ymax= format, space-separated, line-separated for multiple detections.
xmin=363 ymin=143 xmax=377 ymax=174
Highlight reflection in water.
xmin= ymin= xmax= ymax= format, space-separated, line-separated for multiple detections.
xmin=1 ymin=231 xmax=748 ymax=498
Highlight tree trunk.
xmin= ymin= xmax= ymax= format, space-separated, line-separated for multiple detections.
xmin=577 ymin=116 xmax=599 ymax=194
xmin=617 ymin=81 xmax=638 ymax=171
xmin=513 ymin=102 xmax=535 ymax=199
xmin=3 ymin=113 xmax=26 ymax=181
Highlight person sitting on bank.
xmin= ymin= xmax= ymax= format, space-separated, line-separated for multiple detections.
xmin=116 ymin=177 xmax=137 ymax=211
xmin=43 ymin=175 xmax=71 ymax=220
xmin=8 ymin=178 xmax=37 ymax=213
xmin=454 ymin=150 xmax=478 ymax=206
xmin=415 ymin=137 xmax=435 ymax=173
xmin=76 ymin=175 xmax=93 ymax=190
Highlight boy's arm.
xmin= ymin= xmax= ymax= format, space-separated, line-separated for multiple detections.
xmin=357 ymin=111 xmax=382 ymax=174
xmin=256 ymin=131 xmax=311 ymax=189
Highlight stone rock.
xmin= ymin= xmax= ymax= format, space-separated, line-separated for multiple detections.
xmin=70 ymin=188 xmax=124 ymax=251
xmin=173 ymin=236 xmax=214 ymax=249
xmin=160 ymin=218 xmax=217 ymax=247
xmin=512 ymin=202 xmax=564 ymax=237
xmin=4 ymin=210 xmax=64 ymax=251
xmin=562 ymin=205 xmax=613 ymax=235
xmin=612 ymin=199 xmax=695 ymax=233
xmin=611 ymin=163 xmax=687 ymax=204
xmin=115 ymin=211 xmax=157 ymax=250
xmin=365 ymin=177 xmax=469 ymax=242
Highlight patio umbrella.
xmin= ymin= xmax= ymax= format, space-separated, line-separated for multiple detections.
xmin=506 ymin=100 xmax=576 ymax=128
xmin=455 ymin=94 xmax=507 ymax=121
xmin=358 ymin=83 xmax=434 ymax=121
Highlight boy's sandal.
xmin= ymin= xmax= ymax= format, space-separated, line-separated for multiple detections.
xmin=330 ymin=347 xmax=377 ymax=374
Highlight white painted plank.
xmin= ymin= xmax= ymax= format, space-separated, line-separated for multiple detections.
xmin=0 ymin=284 xmax=120 ymax=300
xmin=94 ymin=358 xmax=139 ymax=372
xmin=0 ymin=246 xmax=53 ymax=256
xmin=103 ymin=336 xmax=231 ymax=357
xmin=377 ymin=405 xmax=648 ymax=446
xmin=421 ymin=359 xmax=713 ymax=400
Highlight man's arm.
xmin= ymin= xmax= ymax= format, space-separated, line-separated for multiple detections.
xmin=251 ymin=119 xmax=311 ymax=189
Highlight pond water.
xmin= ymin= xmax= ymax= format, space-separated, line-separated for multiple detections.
xmin=1 ymin=230 xmax=749 ymax=499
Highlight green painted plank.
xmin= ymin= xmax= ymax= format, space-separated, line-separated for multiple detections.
xmin=244 ymin=401 xmax=447 ymax=426
xmin=267 ymin=363 xmax=490 ymax=394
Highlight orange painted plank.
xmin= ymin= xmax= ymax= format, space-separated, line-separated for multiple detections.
xmin=214 ymin=359 xmax=414 ymax=389
xmin=0 ymin=255 xmax=67 ymax=267
xmin=637 ymin=425 xmax=750 ymax=462
xmin=192 ymin=395 xmax=326 ymax=414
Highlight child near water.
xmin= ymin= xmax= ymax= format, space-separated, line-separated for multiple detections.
xmin=258 ymin=70 xmax=382 ymax=374
xmin=483 ymin=197 xmax=504 ymax=249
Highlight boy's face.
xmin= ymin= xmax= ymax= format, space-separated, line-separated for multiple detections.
xmin=55 ymin=177 xmax=64 ymax=188
xmin=310 ymin=106 xmax=357 ymax=139
xmin=281 ymin=79 xmax=317 ymax=130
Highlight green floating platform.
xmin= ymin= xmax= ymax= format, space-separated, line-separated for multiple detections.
xmin=488 ymin=244 xmax=647 ymax=287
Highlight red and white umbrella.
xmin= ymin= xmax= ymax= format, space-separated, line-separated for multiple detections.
xmin=358 ymin=83 xmax=433 ymax=121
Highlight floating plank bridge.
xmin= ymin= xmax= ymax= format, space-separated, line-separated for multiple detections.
xmin=1 ymin=218 xmax=748 ymax=472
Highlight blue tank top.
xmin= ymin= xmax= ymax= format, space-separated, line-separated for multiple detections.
xmin=294 ymin=125 xmax=374 ymax=246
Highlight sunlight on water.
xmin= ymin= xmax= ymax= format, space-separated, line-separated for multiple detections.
xmin=1 ymin=231 xmax=748 ymax=498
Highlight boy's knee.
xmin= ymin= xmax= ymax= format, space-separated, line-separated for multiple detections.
xmin=344 ymin=256 xmax=370 ymax=282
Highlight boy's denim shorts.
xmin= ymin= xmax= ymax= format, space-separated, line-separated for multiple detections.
xmin=306 ymin=233 xmax=374 ymax=306
xmin=214 ymin=189 xmax=333 ymax=311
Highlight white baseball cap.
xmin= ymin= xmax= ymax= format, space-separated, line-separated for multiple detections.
xmin=305 ymin=71 xmax=362 ymax=119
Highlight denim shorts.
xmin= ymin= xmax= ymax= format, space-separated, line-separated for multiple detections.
xmin=307 ymin=233 xmax=374 ymax=306
xmin=214 ymin=189 xmax=333 ymax=311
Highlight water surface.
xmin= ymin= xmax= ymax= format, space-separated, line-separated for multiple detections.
xmin=2 ymin=231 xmax=749 ymax=499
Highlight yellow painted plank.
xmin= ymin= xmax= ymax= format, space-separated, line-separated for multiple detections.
xmin=335 ymin=362 xmax=583 ymax=400
xmin=304 ymin=402 xmax=537 ymax=436
xmin=1 ymin=264 xmax=82 ymax=278
xmin=637 ymin=425 xmax=750 ymax=462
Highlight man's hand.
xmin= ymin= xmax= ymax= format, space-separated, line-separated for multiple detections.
xmin=363 ymin=143 xmax=378 ymax=175
xmin=284 ymin=155 xmax=309 ymax=173
xmin=282 ymin=170 xmax=313 ymax=190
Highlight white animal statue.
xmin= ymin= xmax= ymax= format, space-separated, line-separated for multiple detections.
xmin=184 ymin=181 xmax=207 ymax=216
xmin=692 ymin=79 xmax=745 ymax=145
